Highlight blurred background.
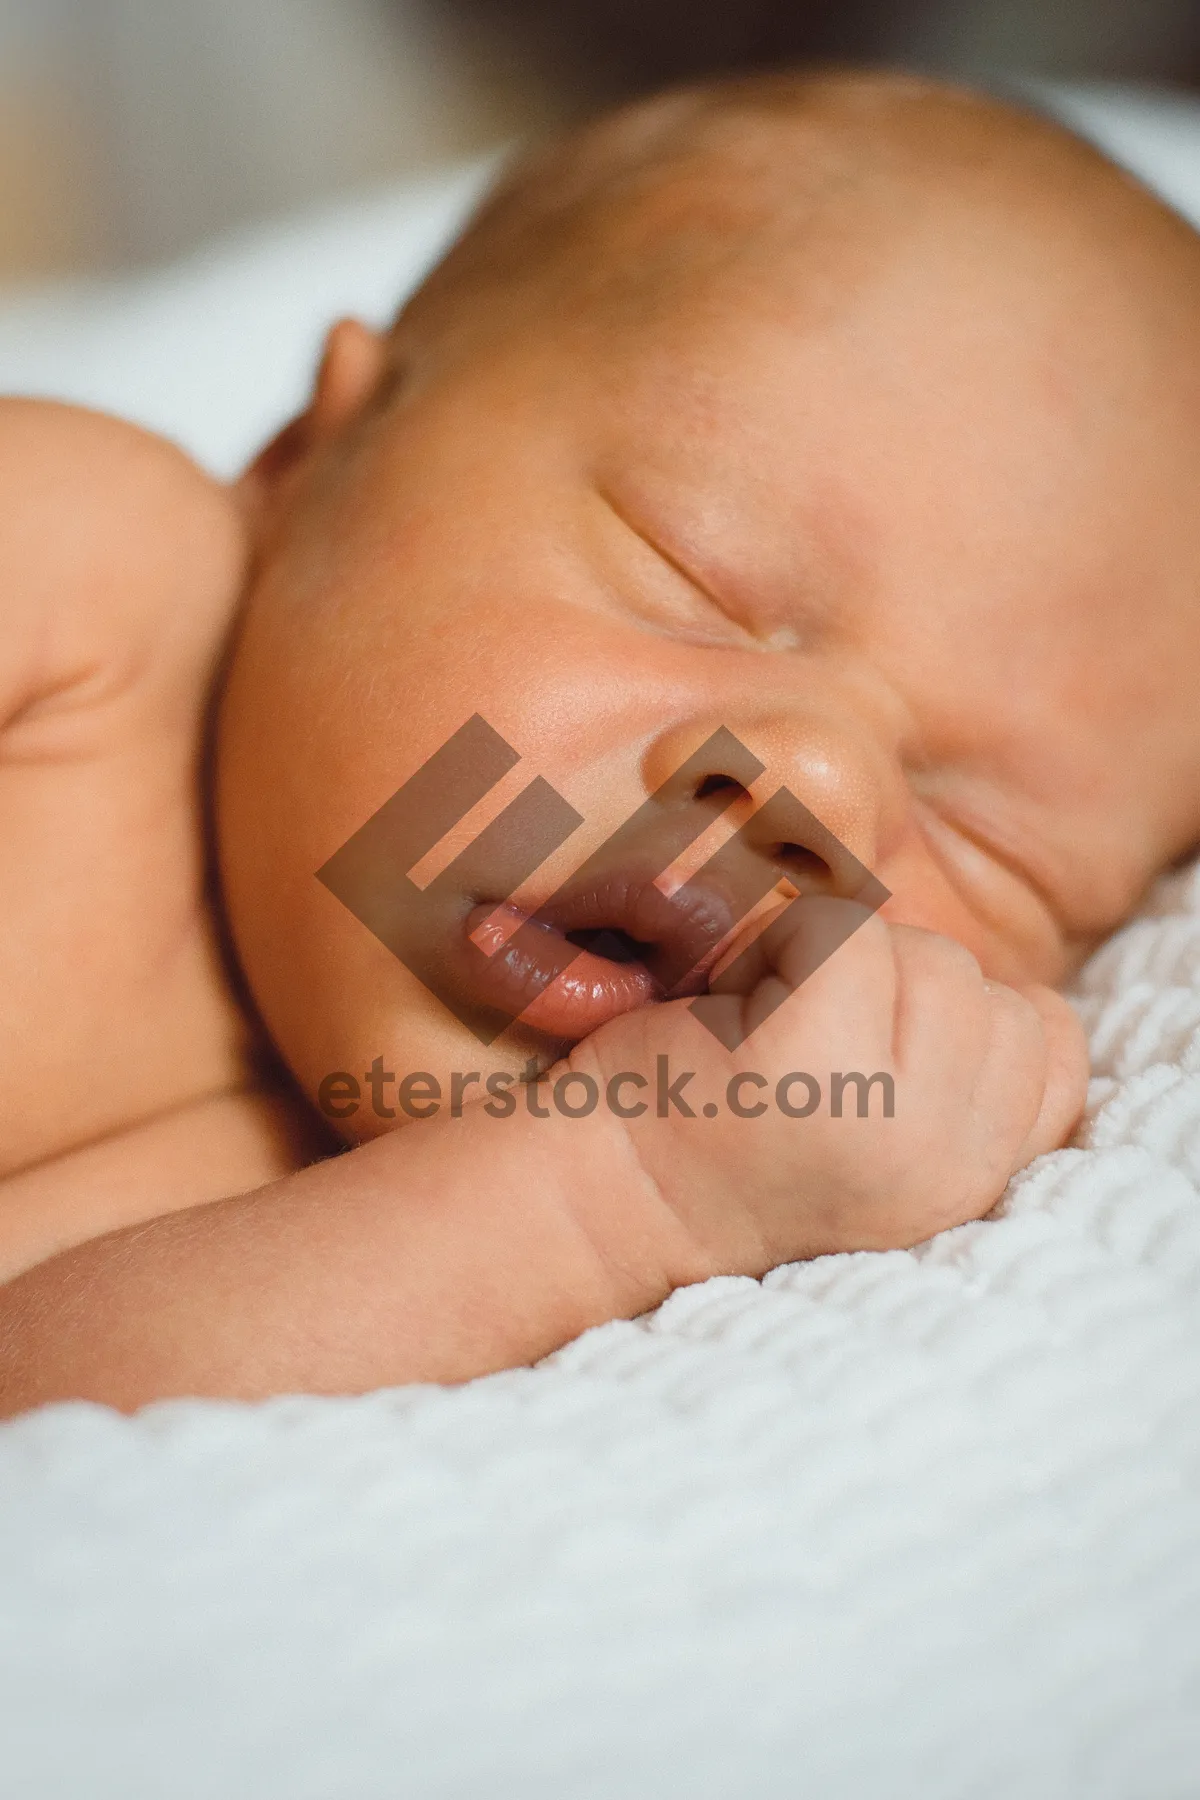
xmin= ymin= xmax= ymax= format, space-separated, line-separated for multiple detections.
xmin=1 ymin=0 xmax=1198 ymax=283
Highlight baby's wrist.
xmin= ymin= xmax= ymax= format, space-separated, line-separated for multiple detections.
xmin=549 ymin=1050 xmax=730 ymax=1305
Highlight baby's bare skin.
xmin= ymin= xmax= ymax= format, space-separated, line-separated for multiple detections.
xmin=1 ymin=72 xmax=1198 ymax=1413
xmin=0 ymin=400 xmax=323 ymax=1283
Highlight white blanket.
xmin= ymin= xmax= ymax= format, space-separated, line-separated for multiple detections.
xmin=1 ymin=82 xmax=1199 ymax=1800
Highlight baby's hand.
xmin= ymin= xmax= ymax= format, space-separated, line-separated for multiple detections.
xmin=569 ymin=900 xmax=1089 ymax=1282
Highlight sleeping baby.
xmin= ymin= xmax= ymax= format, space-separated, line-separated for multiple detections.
xmin=3 ymin=69 xmax=1199 ymax=1413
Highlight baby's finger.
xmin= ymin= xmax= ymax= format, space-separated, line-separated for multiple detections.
xmin=721 ymin=897 xmax=895 ymax=1060
xmin=887 ymin=924 xmax=994 ymax=1085
xmin=1007 ymin=984 xmax=1090 ymax=1167
xmin=967 ymin=979 xmax=1088 ymax=1199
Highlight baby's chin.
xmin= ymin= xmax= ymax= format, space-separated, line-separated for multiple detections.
xmin=279 ymin=977 xmax=559 ymax=1145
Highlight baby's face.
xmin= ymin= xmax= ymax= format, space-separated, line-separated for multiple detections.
xmin=217 ymin=185 xmax=1200 ymax=1129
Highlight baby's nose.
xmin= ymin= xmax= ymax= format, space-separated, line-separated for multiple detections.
xmin=644 ymin=715 xmax=892 ymax=902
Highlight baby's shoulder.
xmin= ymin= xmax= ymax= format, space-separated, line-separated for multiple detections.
xmin=0 ymin=400 xmax=257 ymax=1189
xmin=0 ymin=398 xmax=245 ymax=735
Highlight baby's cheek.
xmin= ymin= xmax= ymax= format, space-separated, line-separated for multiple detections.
xmin=875 ymin=866 xmax=1062 ymax=989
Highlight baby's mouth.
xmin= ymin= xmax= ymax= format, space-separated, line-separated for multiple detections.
xmin=462 ymin=871 xmax=739 ymax=1042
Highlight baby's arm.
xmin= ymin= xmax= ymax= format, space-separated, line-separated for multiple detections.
xmin=0 ymin=1082 xmax=691 ymax=1415
xmin=0 ymin=906 xmax=1086 ymax=1416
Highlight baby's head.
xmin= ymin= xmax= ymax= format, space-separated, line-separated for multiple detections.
xmin=216 ymin=69 xmax=1200 ymax=1129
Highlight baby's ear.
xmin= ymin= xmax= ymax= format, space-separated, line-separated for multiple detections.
xmin=237 ymin=318 xmax=389 ymax=514
xmin=308 ymin=318 xmax=391 ymax=440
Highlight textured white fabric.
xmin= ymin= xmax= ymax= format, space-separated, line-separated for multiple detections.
xmin=1 ymin=82 xmax=1199 ymax=1800
xmin=1 ymin=884 xmax=1198 ymax=1797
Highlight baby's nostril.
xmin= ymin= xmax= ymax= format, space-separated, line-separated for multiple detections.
xmin=775 ymin=843 xmax=831 ymax=886
xmin=695 ymin=773 xmax=748 ymax=803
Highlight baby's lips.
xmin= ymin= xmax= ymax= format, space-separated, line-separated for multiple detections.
xmin=460 ymin=873 xmax=812 ymax=1041
xmin=464 ymin=901 xmax=658 ymax=1039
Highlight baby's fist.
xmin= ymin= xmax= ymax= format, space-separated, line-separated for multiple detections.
xmin=572 ymin=899 xmax=1088 ymax=1280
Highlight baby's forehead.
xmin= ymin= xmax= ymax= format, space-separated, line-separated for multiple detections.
xmin=399 ymin=71 xmax=1199 ymax=372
